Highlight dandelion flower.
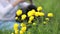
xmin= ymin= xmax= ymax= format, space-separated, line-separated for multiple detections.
xmin=20 ymin=23 xmax=26 ymax=27
xmin=29 ymin=16 xmax=34 ymax=21
xmin=31 ymin=9 xmax=36 ymax=14
xmin=37 ymin=6 xmax=42 ymax=12
xmin=28 ymin=20 xmax=32 ymax=24
xmin=21 ymin=27 xmax=27 ymax=32
xmin=21 ymin=14 xmax=26 ymax=20
xmin=39 ymin=12 xmax=44 ymax=16
xmin=14 ymin=23 xmax=19 ymax=30
xmin=15 ymin=30 xmax=19 ymax=34
xmin=27 ymin=11 xmax=34 ymax=17
xmin=35 ymin=12 xmax=40 ymax=17
xmin=16 ymin=9 xmax=22 ymax=16
xmin=20 ymin=30 xmax=24 ymax=34
xmin=47 ymin=13 xmax=53 ymax=17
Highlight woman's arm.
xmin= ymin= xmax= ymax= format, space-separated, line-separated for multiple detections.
xmin=0 ymin=0 xmax=24 ymax=15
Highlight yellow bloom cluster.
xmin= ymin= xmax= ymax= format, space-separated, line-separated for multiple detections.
xmin=35 ymin=12 xmax=44 ymax=17
xmin=13 ymin=23 xmax=27 ymax=34
xmin=14 ymin=6 xmax=54 ymax=34
xmin=15 ymin=6 xmax=45 ymax=22
xmin=20 ymin=23 xmax=27 ymax=34
xmin=27 ymin=10 xmax=44 ymax=17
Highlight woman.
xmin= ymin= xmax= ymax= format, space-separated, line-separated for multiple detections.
xmin=0 ymin=0 xmax=30 ymax=31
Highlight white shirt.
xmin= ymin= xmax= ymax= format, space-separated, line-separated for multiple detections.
xmin=0 ymin=0 xmax=30 ymax=21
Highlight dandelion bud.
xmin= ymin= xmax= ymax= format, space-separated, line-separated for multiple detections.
xmin=45 ymin=18 xmax=49 ymax=21
xmin=15 ymin=17 xmax=18 ymax=20
xmin=33 ymin=23 xmax=36 ymax=25
xmin=43 ymin=21 xmax=47 ymax=25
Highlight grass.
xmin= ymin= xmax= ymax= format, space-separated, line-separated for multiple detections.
xmin=34 ymin=0 xmax=60 ymax=34
xmin=0 ymin=0 xmax=60 ymax=34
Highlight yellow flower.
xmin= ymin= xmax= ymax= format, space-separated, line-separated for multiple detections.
xmin=16 ymin=9 xmax=22 ymax=16
xmin=15 ymin=17 xmax=18 ymax=20
xmin=35 ymin=12 xmax=40 ymax=17
xmin=28 ymin=16 xmax=34 ymax=24
xmin=21 ymin=14 xmax=26 ymax=20
xmin=45 ymin=18 xmax=49 ymax=21
xmin=29 ymin=16 xmax=34 ymax=21
xmin=20 ymin=30 xmax=24 ymax=34
xmin=21 ymin=27 xmax=27 ymax=32
xmin=27 ymin=11 xmax=35 ymax=17
xmin=37 ymin=6 xmax=42 ymax=12
xmin=28 ymin=20 xmax=32 ymax=24
xmin=15 ymin=30 xmax=19 ymax=34
xmin=39 ymin=12 xmax=44 ymax=16
xmin=31 ymin=9 xmax=36 ymax=14
xmin=14 ymin=23 xmax=19 ymax=30
xmin=20 ymin=23 xmax=26 ymax=27
xmin=47 ymin=13 xmax=53 ymax=17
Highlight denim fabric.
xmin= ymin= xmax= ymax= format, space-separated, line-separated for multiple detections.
xmin=0 ymin=21 xmax=19 ymax=31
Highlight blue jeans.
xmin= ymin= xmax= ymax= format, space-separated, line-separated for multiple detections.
xmin=0 ymin=21 xmax=19 ymax=31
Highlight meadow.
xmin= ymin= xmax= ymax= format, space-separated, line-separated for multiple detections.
xmin=0 ymin=0 xmax=60 ymax=34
